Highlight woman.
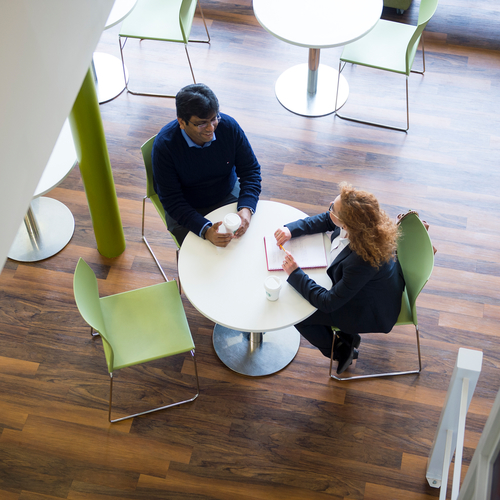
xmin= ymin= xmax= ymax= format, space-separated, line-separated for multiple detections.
xmin=274 ymin=182 xmax=405 ymax=374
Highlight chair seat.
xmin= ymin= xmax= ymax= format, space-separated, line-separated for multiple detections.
xmin=341 ymin=19 xmax=418 ymax=75
xmin=100 ymin=280 xmax=194 ymax=371
xmin=120 ymin=0 xmax=185 ymax=42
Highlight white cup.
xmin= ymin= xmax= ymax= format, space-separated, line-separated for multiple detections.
xmin=223 ymin=213 xmax=241 ymax=234
xmin=264 ymin=276 xmax=282 ymax=301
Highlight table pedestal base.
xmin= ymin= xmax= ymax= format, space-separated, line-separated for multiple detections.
xmin=213 ymin=324 xmax=300 ymax=377
xmin=275 ymin=63 xmax=349 ymax=117
xmin=92 ymin=52 xmax=129 ymax=104
xmin=8 ymin=197 xmax=75 ymax=262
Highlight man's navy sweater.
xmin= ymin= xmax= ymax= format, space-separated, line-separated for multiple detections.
xmin=152 ymin=113 xmax=262 ymax=236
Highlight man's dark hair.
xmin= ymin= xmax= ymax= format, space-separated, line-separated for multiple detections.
xmin=176 ymin=84 xmax=219 ymax=123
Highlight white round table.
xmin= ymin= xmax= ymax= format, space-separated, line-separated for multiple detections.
xmin=178 ymin=201 xmax=332 ymax=376
xmin=8 ymin=119 xmax=77 ymax=262
xmin=92 ymin=0 xmax=137 ymax=103
xmin=253 ymin=0 xmax=383 ymax=117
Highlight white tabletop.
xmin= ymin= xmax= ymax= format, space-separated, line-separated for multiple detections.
xmin=34 ymin=119 xmax=77 ymax=198
xmin=253 ymin=0 xmax=383 ymax=49
xmin=105 ymin=0 xmax=138 ymax=29
xmin=178 ymin=201 xmax=332 ymax=333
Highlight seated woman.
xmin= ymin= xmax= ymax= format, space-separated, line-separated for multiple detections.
xmin=274 ymin=182 xmax=405 ymax=374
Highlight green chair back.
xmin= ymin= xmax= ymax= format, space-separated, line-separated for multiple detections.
xmin=73 ymin=258 xmax=115 ymax=370
xmin=73 ymin=258 xmax=106 ymax=335
xmin=405 ymin=0 xmax=439 ymax=74
xmin=419 ymin=0 xmax=439 ymax=25
xmin=142 ymin=135 xmax=158 ymax=200
xmin=397 ymin=213 xmax=435 ymax=323
xmin=141 ymin=135 xmax=180 ymax=248
xmin=180 ymin=0 xmax=198 ymax=42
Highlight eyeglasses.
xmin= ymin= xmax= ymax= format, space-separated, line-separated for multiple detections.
xmin=329 ymin=202 xmax=341 ymax=220
xmin=188 ymin=114 xmax=221 ymax=130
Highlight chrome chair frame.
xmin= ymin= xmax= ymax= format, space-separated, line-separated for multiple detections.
xmin=334 ymin=35 xmax=426 ymax=133
xmin=140 ymin=135 xmax=181 ymax=289
xmin=142 ymin=195 xmax=179 ymax=282
xmin=329 ymin=327 xmax=422 ymax=381
xmin=90 ymin=326 xmax=199 ymax=423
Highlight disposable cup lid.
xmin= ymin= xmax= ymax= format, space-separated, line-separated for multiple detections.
xmin=224 ymin=213 xmax=241 ymax=226
xmin=265 ymin=276 xmax=281 ymax=289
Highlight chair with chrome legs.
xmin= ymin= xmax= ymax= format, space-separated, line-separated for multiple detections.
xmin=330 ymin=211 xmax=434 ymax=380
xmin=119 ymin=0 xmax=210 ymax=98
xmin=73 ymin=258 xmax=199 ymax=422
xmin=334 ymin=0 xmax=439 ymax=131
xmin=141 ymin=135 xmax=181 ymax=284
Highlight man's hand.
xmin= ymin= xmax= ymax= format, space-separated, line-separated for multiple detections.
xmin=234 ymin=207 xmax=252 ymax=238
xmin=274 ymin=227 xmax=291 ymax=247
xmin=205 ymin=222 xmax=233 ymax=247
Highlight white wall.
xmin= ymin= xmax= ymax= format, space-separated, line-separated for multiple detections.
xmin=0 ymin=0 xmax=114 ymax=270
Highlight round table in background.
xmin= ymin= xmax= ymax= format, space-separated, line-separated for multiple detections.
xmin=178 ymin=201 xmax=332 ymax=376
xmin=253 ymin=0 xmax=383 ymax=117
xmin=8 ymin=119 xmax=77 ymax=262
xmin=92 ymin=0 xmax=137 ymax=103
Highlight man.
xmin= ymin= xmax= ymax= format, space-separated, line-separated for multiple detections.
xmin=152 ymin=84 xmax=262 ymax=247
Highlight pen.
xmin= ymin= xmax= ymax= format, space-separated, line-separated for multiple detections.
xmin=279 ymin=245 xmax=285 ymax=252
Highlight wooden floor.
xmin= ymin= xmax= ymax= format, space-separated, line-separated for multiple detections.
xmin=1 ymin=0 xmax=499 ymax=498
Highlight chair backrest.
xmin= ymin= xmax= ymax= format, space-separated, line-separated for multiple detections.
xmin=142 ymin=135 xmax=157 ymax=199
xmin=397 ymin=212 xmax=435 ymax=319
xmin=73 ymin=258 xmax=114 ymax=370
xmin=141 ymin=134 xmax=168 ymax=225
xmin=179 ymin=0 xmax=198 ymax=42
xmin=141 ymin=135 xmax=180 ymax=248
xmin=405 ymin=0 xmax=439 ymax=74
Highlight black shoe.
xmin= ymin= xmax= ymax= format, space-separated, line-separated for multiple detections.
xmin=333 ymin=334 xmax=359 ymax=361
xmin=336 ymin=334 xmax=361 ymax=375
xmin=332 ymin=334 xmax=343 ymax=360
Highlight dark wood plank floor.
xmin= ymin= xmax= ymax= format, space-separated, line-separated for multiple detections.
xmin=1 ymin=1 xmax=499 ymax=498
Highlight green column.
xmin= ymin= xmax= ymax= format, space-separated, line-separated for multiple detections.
xmin=69 ymin=68 xmax=126 ymax=258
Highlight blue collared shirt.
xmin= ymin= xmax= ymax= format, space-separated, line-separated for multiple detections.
xmin=181 ymin=129 xmax=216 ymax=237
xmin=181 ymin=129 xmax=216 ymax=148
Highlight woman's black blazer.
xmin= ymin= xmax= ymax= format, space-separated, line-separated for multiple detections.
xmin=286 ymin=212 xmax=405 ymax=334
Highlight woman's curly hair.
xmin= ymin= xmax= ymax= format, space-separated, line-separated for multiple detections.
xmin=337 ymin=182 xmax=399 ymax=268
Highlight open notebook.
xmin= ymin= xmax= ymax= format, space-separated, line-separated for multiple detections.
xmin=263 ymin=233 xmax=328 ymax=271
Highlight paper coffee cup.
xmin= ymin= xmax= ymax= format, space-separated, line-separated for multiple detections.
xmin=223 ymin=213 xmax=241 ymax=234
xmin=264 ymin=276 xmax=282 ymax=301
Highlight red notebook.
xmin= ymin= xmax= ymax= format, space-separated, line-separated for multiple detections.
xmin=263 ymin=233 xmax=328 ymax=271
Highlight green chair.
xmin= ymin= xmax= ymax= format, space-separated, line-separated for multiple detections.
xmin=141 ymin=135 xmax=180 ymax=282
xmin=334 ymin=0 xmax=439 ymax=131
xmin=119 ymin=0 xmax=210 ymax=98
xmin=330 ymin=211 xmax=434 ymax=380
xmin=73 ymin=258 xmax=199 ymax=422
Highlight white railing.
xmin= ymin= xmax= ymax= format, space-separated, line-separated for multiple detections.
xmin=426 ymin=348 xmax=483 ymax=500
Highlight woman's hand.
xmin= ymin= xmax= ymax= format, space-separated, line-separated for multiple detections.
xmin=282 ymin=249 xmax=298 ymax=276
xmin=274 ymin=227 xmax=291 ymax=247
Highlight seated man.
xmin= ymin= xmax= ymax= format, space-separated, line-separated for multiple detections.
xmin=152 ymin=83 xmax=262 ymax=247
